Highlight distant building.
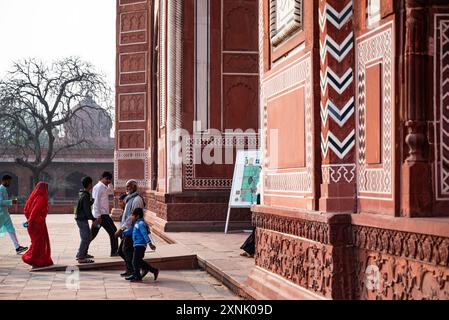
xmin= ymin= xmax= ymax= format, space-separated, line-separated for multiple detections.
xmin=0 ymin=97 xmax=114 ymax=213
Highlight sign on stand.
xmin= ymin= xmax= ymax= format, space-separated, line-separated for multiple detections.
xmin=224 ymin=149 xmax=262 ymax=234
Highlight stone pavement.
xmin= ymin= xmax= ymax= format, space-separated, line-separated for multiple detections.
xmin=0 ymin=215 xmax=239 ymax=300
xmin=157 ymin=230 xmax=256 ymax=299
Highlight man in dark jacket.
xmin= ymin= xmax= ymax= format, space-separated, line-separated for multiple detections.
xmin=75 ymin=176 xmax=96 ymax=263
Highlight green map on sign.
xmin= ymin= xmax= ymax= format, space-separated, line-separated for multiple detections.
xmin=239 ymin=163 xmax=261 ymax=203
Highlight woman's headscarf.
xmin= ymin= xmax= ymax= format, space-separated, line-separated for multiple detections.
xmin=24 ymin=182 xmax=48 ymax=220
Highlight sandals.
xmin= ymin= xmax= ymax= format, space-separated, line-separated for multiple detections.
xmin=78 ymin=259 xmax=95 ymax=264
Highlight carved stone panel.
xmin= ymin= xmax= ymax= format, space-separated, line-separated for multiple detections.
xmin=353 ymin=225 xmax=449 ymax=299
xmin=223 ymin=76 xmax=259 ymax=131
xmin=120 ymin=11 xmax=147 ymax=45
xmin=119 ymin=93 xmax=146 ymax=122
xmin=223 ymin=0 xmax=259 ymax=51
xmin=119 ymin=52 xmax=147 ymax=86
xmin=354 ymin=250 xmax=449 ymax=300
xmin=118 ymin=130 xmax=145 ymax=150
xmin=255 ymin=228 xmax=352 ymax=299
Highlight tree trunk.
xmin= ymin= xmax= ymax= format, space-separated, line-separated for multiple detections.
xmin=31 ymin=169 xmax=41 ymax=188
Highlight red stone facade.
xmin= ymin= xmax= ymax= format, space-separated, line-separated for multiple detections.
xmin=115 ymin=0 xmax=449 ymax=299
xmin=115 ymin=0 xmax=260 ymax=231
xmin=247 ymin=0 xmax=449 ymax=300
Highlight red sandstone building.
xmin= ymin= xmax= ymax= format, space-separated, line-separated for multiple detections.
xmin=115 ymin=0 xmax=449 ymax=299
xmin=115 ymin=0 xmax=259 ymax=231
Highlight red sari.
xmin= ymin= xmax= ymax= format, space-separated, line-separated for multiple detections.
xmin=22 ymin=182 xmax=53 ymax=268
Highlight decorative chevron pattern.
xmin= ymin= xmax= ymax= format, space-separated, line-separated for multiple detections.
xmin=321 ymin=97 xmax=355 ymax=127
xmin=319 ymin=0 xmax=355 ymax=163
xmin=321 ymin=130 xmax=355 ymax=160
xmin=436 ymin=18 xmax=449 ymax=198
xmin=320 ymin=32 xmax=354 ymax=63
xmin=319 ymin=1 xmax=353 ymax=32
xmin=320 ymin=67 xmax=353 ymax=95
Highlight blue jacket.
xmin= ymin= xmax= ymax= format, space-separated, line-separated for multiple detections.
xmin=132 ymin=219 xmax=153 ymax=247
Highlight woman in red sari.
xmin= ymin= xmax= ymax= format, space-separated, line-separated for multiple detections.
xmin=22 ymin=182 xmax=54 ymax=268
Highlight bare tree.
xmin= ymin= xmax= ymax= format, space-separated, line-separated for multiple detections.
xmin=0 ymin=57 xmax=112 ymax=185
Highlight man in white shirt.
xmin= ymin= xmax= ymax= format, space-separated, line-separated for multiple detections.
xmin=90 ymin=171 xmax=119 ymax=256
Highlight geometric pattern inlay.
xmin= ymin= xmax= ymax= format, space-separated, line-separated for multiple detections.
xmin=435 ymin=15 xmax=449 ymax=200
xmin=356 ymin=22 xmax=394 ymax=199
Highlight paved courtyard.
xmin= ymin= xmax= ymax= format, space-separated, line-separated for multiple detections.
xmin=0 ymin=215 xmax=240 ymax=300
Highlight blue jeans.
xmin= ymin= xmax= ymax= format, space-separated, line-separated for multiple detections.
xmin=76 ymin=220 xmax=92 ymax=259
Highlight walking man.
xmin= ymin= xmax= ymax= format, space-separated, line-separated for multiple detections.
xmin=115 ymin=180 xmax=145 ymax=277
xmin=91 ymin=172 xmax=118 ymax=257
xmin=0 ymin=175 xmax=28 ymax=254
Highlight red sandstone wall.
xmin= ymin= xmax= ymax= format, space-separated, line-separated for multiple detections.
xmin=250 ymin=0 xmax=449 ymax=300
xmin=115 ymin=0 xmax=152 ymax=193
xmin=181 ymin=0 xmax=260 ymax=192
xmin=260 ymin=0 xmax=319 ymax=210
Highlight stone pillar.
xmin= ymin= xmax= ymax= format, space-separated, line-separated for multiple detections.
xmin=319 ymin=0 xmax=357 ymax=213
xmin=166 ymin=0 xmax=183 ymax=194
xmin=401 ymin=0 xmax=433 ymax=217
xmin=114 ymin=0 xmax=153 ymax=220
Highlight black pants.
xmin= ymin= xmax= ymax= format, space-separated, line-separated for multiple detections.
xmin=132 ymin=246 xmax=158 ymax=279
xmin=118 ymin=236 xmax=134 ymax=273
xmin=91 ymin=215 xmax=118 ymax=255
xmin=240 ymin=227 xmax=256 ymax=256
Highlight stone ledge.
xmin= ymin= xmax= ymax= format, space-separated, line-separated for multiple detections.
xmin=30 ymin=244 xmax=197 ymax=272
xmin=252 ymin=205 xmax=352 ymax=246
xmin=245 ymin=267 xmax=328 ymax=300
xmin=197 ymin=256 xmax=255 ymax=300
xmin=145 ymin=209 xmax=251 ymax=233
xmin=352 ymin=213 xmax=449 ymax=239
xmin=252 ymin=205 xmax=352 ymax=225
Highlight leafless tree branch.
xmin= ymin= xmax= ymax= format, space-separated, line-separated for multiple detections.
xmin=0 ymin=57 xmax=113 ymax=184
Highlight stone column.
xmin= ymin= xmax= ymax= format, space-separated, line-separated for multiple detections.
xmin=400 ymin=0 xmax=433 ymax=217
xmin=319 ymin=0 xmax=357 ymax=213
xmin=113 ymin=0 xmax=152 ymax=220
xmin=166 ymin=0 xmax=183 ymax=193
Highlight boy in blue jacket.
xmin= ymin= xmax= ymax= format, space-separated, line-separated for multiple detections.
xmin=125 ymin=208 xmax=159 ymax=282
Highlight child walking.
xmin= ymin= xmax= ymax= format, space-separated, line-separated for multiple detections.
xmin=126 ymin=208 xmax=159 ymax=283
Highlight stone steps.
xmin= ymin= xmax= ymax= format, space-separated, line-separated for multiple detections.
xmin=30 ymin=243 xmax=197 ymax=272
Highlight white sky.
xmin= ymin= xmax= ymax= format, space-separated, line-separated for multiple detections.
xmin=0 ymin=0 xmax=116 ymax=87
